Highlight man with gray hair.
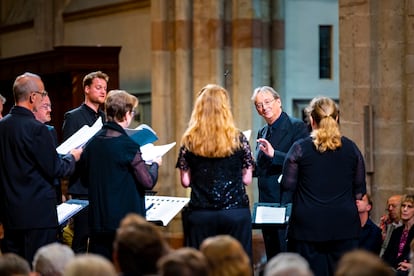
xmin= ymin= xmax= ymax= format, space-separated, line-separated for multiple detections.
xmin=0 ymin=72 xmax=82 ymax=263
xmin=264 ymin=252 xmax=314 ymax=276
xmin=33 ymin=242 xmax=75 ymax=276
xmin=251 ymin=86 xmax=308 ymax=259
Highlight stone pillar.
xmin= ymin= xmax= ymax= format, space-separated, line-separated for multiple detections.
xmin=339 ymin=0 xmax=407 ymax=220
xmin=151 ymin=0 xmax=177 ymax=197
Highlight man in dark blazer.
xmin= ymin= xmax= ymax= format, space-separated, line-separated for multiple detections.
xmin=251 ymin=86 xmax=309 ymax=260
xmin=62 ymin=70 xmax=108 ymax=253
xmin=0 ymin=72 xmax=82 ymax=264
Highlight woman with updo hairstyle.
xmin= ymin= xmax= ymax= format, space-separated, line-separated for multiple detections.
xmin=280 ymin=96 xmax=367 ymax=276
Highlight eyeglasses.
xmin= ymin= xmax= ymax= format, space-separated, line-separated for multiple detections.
xmin=255 ymin=98 xmax=275 ymax=109
xmin=40 ymin=104 xmax=52 ymax=110
xmin=32 ymin=91 xmax=48 ymax=98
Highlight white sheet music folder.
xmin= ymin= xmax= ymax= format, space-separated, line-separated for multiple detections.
xmin=57 ymin=199 xmax=89 ymax=225
xmin=252 ymin=203 xmax=289 ymax=224
xmin=145 ymin=196 xmax=190 ymax=226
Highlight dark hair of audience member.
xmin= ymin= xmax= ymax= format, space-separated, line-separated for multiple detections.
xmin=157 ymin=247 xmax=208 ymax=276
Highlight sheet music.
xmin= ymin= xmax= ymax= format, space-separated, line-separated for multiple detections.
xmin=140 ymin=142 xmax=176 ymax=164
xmin=57 ymin=203 xmax=83 ymax=225
xmin=255 ymin=206 xmax=286 ymax=224
xmin=145 ymin=196 xmax=190 ymax=226
xmin=57 ymin=118 xmax=103 ymax=154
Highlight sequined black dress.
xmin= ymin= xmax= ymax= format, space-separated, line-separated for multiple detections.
xmin=176 ymin=132 xmax=254 ymax=258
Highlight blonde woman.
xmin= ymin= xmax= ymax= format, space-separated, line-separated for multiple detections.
xmin=274 ymin=96 xmax=366 ymax=276
xmin=176 ymin=84 xmax=254 ymax=260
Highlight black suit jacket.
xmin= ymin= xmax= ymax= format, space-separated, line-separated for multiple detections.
xmin=0 ymin=106 xmax=76 ymax=229
xmin=62 ymin=103 xmax=105 ymax=196
xmin=255 ymin=111 xmax=308 ymax=203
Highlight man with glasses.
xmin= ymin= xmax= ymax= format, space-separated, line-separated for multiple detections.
xmin=251 ymin=86 xmax=308 ymax=260
xmin=62 ymin=71 xmax=109 ymax=253
xmin=0 ymin=72 xmax=82 ymax=263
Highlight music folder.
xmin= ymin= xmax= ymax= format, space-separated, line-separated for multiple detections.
xmin=252 ymin=202 xmax=291 ymax=227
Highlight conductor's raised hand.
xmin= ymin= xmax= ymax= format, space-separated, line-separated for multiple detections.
xmin=257 ymin=138 xmax=275 ymax=158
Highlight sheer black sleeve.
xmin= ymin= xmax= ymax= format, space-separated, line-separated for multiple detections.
xmin=131 ymin=150 xmax=159 ymax=189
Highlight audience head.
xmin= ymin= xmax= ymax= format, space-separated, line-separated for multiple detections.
xmin=63 ymin=253 xmax=116 ymax=276
xmin=251 ymin=86 xmax=282 ymax=124
xmin=104 ymin=90 xmax=138 ymax=126
xmin=82 ymin=71 xmax=108 ymax=107
xmin=335 ymin=249 xmax=394 ymax=276
xmin=0 ymin=94 xmax=6 ymax=119
xmin=200 ymin=235 xmax=251 ymax=276
xmin=356 ymin=194 xmax=373 ymax=215
xmin=32 ymin=242 xmax=74 ymax=276
xmin=33 ymin=95 xmax=52 ymax=124
xmin=113 ymin=213 xmax=170 ymax=276
xmin=264 ymin=252 xmax=313 ymax=276
xmin=400 ymin=194 xmax=414 ymax=223
xmin=157 ymin=247 xmax=208 ymax=276
xmin=0 ymin=253 xmax=32 ymax=276
xmin=386 ymin=194 xmax=402 ymax=223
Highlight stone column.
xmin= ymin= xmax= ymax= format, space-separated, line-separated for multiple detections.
xmin=339 ymin=0 xmax=407 ymax=220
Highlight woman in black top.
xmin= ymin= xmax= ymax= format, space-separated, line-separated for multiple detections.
xmin=176 ymin=84 xmax=254 ymax=260
xmin=261 ymin=96 xmax=366 ymax=276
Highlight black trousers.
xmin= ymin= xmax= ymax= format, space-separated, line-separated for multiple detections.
xmin=261 ymin=225 xmax=287 ymax=260
xmin=183 ymin=207 xmax=253 ymax=261
xmin=288 ymin=238 xmax=359 ymax=276
xmin=88 ymin=232 xmax=115 ymax=261
xmin=2 ymin=227 xmax=58 ymax=265
xmin=71 ymin=206 xmax=89 ymax=253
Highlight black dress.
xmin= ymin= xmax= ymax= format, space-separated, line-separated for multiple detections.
xmin=281 ymin=136 xmax=366 ymax=276
xmin=176 ymin=132 xmax=254 ymax=259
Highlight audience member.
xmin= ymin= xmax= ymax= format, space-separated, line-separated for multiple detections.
xmin=0 ymin=93 xmax=6 ymax=119
xmin=62 ymin=70 xmax=109 ymax=253
xmin=113 ymin=213 xmax=170 ymax=276
xmin=0 ymin=253 xmax=33 ymax=276
xmin=382 ymin=194 xmax=414 ymax=273
xmin=251 ymin=86 xmax=308 ymax=259
xmin=380 ymin=194 xmax=403 ymax=257
xmin=79 ymin=90 xmax=161 ymax=260
xmin=0 ymin=72 xmax=82 ymax=264
xmin=263 ymin=252 xmax=314 ymax=276
xmin=335 ymin=249 xmax=394 ymax=276
xmin=157 ymin=247 xmax=208 ymax=276
xmin=356 ymin=193 xmax=383 ymax=254
xmin=200 ymin=235 xmax=251 ymax=276
xmin=279 ymin=96 xmax=366 ymax=276
xmin=176 ymin=84 xmax=254 ymax=260
xmin=63 ymin=253 xmax=117 ymax=276
xmin=32 ymin=242 xmax=74 ymax=276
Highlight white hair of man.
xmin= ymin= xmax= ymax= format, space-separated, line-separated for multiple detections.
xmin=264 ymin=252 xmax=314 ymax=276
xmin=33 ymin=242 xmax=75 ymax=276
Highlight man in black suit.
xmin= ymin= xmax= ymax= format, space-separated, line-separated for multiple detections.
xmin=251 ymin=86 xmax=309 ymax=260
xmin=0 ymin=72 xmax=82 ymax=263
xmin=62 ymin=70 xmax=109 ymax=253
